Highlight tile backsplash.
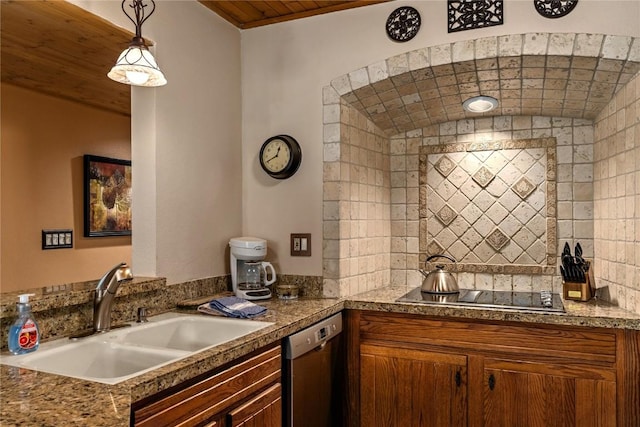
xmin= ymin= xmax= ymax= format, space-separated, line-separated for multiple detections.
xmin=420 ymin=137 xmax=556 ymax=272
xmin=389 ymin=116 xmax=593 ymax=291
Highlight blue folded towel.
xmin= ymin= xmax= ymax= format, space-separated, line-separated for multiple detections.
xmin=198 ymin=296 xmax=267 ymax=319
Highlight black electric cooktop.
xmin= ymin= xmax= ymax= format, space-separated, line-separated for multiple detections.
xmin=397 ymin=288 xmax=565 ymax=313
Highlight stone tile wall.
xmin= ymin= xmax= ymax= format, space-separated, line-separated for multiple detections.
xmin=390 ymin=116 xmax=594 ymax=293
xmin=323 ymin=89 xmax=391 ymax=297
xmin=331 ymin=33 xmax=639 ymax=137
xmin=420 ymin=138 xmax=555 ymax=271
xmin=324 ymin=32 xmax=638 ymax=300
xmin=593 ymin=71 xmax=640 ymax=314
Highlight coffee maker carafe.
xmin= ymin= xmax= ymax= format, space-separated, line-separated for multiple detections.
xmin=229 ymin=237 xmax=276 ymax=300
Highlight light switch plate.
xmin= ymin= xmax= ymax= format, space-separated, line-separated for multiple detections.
xmin=42 ymin=229 xmax=73 ymax=250
xmin=290 ymin=233 xmax=311 ymax=257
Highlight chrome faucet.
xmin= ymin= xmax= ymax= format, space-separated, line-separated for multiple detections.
xmin=93 ymin=262 xmax=133 ymax=332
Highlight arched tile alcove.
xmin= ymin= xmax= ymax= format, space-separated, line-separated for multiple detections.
xmin=322 ymin=32 xmax=640 ymax=298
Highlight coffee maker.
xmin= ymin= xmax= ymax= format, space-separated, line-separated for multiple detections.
xmin=229 ymin=237 xmax=276 ymax=300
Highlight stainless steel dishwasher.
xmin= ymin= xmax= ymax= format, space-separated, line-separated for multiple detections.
xmin=283 ymin=312 xmax=343 ymax=427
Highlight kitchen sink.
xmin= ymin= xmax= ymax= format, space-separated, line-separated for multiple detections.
xmin=118 ymin=315 xmax=274 ymax=351
xmin=5 ymin=340 xmax=187 ymax=383
xmin=0 ymin=313 xmax=273 ymax=384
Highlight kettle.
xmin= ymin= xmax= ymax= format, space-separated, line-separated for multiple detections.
xmin=418 ymin=254 xmax=458 ymax=294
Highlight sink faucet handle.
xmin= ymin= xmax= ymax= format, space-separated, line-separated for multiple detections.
xmin=137 ymin=307 xmax=148 ymax=323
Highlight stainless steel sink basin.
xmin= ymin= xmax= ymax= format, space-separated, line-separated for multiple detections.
xmin=0 ymin=313 xmax=273 ymax=384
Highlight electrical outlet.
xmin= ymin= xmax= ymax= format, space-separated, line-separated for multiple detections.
xmin=291 ymin=233 xmax=311 ymax=256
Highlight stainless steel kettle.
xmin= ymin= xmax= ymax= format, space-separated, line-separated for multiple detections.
xmin=418 ymin=254 xmax=458 ymax=294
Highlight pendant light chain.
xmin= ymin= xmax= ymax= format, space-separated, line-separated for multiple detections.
xmin=122 ymin=0 xmax=155 ymax=41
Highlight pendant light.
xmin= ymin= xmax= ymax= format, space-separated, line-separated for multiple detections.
xmin=107 ymin=0 xmax=167 ymax=87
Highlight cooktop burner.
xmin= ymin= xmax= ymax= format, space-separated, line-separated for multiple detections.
xmin=397 ymin=288 xmax=565 ymax=313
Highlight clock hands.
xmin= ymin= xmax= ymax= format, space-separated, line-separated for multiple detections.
xmin=266 ymin=146 xmax=281 ymax=163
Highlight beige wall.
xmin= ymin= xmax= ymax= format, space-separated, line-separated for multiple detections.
xmin=74 ymin=0 xmax=243 ymax=285
xmin=1 ymin=84 xmax=131 ymax=292
xmin=593 ymin=72 xmax=640 ymax=314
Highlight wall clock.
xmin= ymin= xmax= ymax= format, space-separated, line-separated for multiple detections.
xmin=386 ymin=6 xmax=421 ymax=42
xmin=534 ymin=0 xmax=579 ymax=18
xmin=259 ymin=135 xmax=302 ymax=179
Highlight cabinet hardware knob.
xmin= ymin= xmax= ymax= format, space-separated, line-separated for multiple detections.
xmin=488 ymin=374 xmax=496 ymax=390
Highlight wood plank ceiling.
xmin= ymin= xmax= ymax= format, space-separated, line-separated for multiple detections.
xmin=1 ymin=1 xmax=388 ymax=117
xmin=1 ymin=0 xmax=133 ymax=116
xmin=198 ymin=0 xmax=390 ymax=29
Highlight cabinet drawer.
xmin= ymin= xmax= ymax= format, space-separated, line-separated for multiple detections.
xmin=133 ymin=346 xmax=281 ymax=427
xmin=228 ymin=382 xmax=282 ymax=427
xmin=359 ymin=311 xmax=617 ymax=366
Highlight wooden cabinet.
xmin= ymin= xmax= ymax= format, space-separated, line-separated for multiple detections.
xmin=360 ymin=344 xmax=467 ymax=427
xmin=480 ymin=358 xmax=616 ymax=427
xmin=132 ymin=345 xmax=282 ymax=427
xmin=346 ymin=310 xmax=639 ymax=427
xmin=228 ymin=383 xmax=282 ymax=427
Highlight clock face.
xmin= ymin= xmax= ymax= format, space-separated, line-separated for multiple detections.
xmin=261 ymin=138 xmax=291 ymax=173
xmin=386 ymin=6 xmax=421 ymax=42
xmin=259 ymin=135 xmax=302 ymax=179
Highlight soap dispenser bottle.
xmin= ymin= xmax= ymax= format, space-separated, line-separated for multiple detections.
xmin=8 ymin=294 xmax=40 ymax=355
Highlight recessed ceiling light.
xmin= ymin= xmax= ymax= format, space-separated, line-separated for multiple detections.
xmin=463 ymin=96 xmax=498 ymax=113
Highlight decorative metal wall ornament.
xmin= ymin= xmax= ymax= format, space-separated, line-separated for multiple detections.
xmin=447 ymin=0 xmax=503 ymax=33
xmin=385 ymin=6 xmax=421 ymax=42
xmin=534 ymin=0 xmax=579 ymax=18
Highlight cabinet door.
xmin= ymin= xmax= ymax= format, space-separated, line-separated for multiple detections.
xmin=482 ymin=360 xmax=616 ymax=427
xmin=227 ymin=383 xmax=282 ymax=427
xmin=360 ymin=344 xmax=467 ymax=427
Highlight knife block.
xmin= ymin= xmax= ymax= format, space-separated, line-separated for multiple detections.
xmin=562 ymin=262 xmax=595 ymax=302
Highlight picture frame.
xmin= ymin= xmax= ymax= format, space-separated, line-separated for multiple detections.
xmin=83 ymin=155 xmax=132 ymax=237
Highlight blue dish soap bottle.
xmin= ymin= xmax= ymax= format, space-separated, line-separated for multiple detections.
xmin=8 ymin=294 xmax=40 ymax=355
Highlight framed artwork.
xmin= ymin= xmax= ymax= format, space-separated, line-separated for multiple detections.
xmin=83 ymin=155 xmax=132 ymax=237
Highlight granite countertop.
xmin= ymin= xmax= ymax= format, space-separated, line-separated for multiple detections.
xmin=2 ymin=287 xmax=639 ymax=426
